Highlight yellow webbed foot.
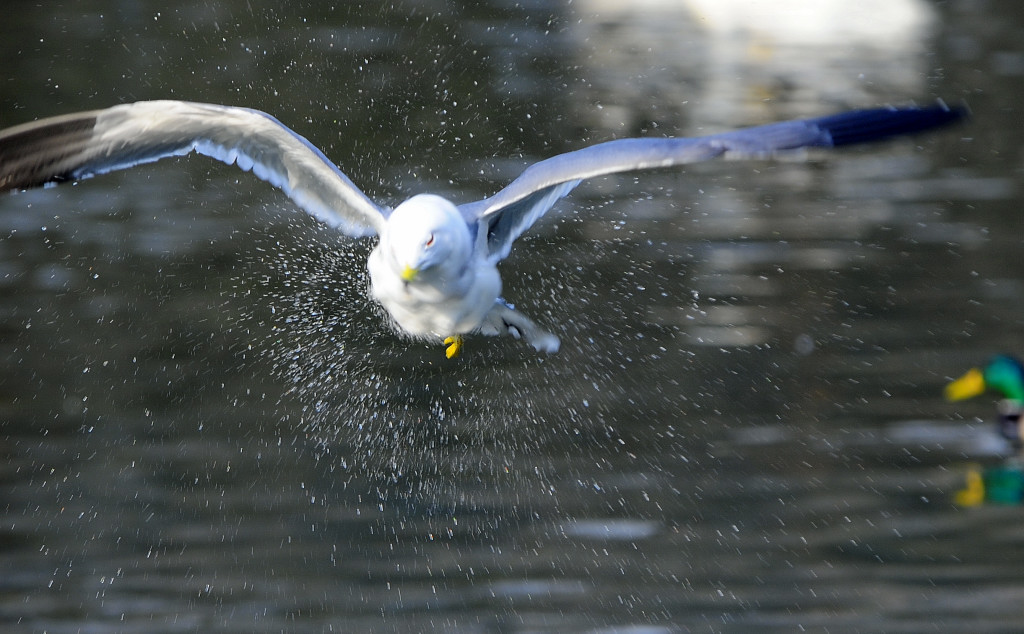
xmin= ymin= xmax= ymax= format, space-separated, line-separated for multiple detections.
xmin=954 ymin=465 xmax=985 ymax=507
xmin=443 ymin=335 xmax=464 ymax=359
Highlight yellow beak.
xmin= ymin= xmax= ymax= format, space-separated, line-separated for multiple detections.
xmin=945 ymin=367 xmax=986 ymax=402
xmin=400 ymin=265 xmax=419 ymax=283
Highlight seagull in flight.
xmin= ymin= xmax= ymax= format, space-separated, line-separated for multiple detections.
xmin=0 ymin=100 xmax=963 ymax=357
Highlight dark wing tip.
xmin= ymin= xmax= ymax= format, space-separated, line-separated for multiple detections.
xmin=815 ymin=101 xmax=968 ymax=148
xmin=0 ymin=114 xmax=99 ymax=192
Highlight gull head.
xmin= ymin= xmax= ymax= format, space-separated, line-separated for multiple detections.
xmin=384 ymin=194 xmax=473 ymax=284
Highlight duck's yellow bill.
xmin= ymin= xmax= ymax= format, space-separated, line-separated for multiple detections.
xmin=401 ymin=265 xmax=419 ymax=282
xmin=945 ymin=367 xmax=986 ymax=402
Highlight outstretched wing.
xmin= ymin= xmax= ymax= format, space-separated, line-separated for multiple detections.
xmin=461 ymin=102 xmax=966 ymax=262
xmin=0 ymin=100 xmax=387 ymax=237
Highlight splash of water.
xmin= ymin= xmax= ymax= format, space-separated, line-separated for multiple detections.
xmin=228 ymin=224 xmax=627 ymax=514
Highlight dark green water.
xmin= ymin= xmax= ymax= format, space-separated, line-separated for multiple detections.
xmin=2 ymin=1 xmax=1023 ymax=631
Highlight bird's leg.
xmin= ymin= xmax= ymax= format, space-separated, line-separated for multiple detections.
xmin=480 ymin=300 xmax=560 ymax=353
xmin=444 ymin=335 xmax=464 ymax=359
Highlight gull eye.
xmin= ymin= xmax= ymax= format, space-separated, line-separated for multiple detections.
xmin=425 ymin=234 xmax=435 ymax=247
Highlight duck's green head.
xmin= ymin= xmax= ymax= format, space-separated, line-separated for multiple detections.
xmin=946 ymin=355 xmax=1024 ymax=403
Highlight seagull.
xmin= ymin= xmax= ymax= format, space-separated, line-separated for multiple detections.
xmin=0 ymin=100 xmax=964 ymax=357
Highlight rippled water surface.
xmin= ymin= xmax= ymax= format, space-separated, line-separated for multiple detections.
xmin=2 ymin=1 xmax=1023 ymax=631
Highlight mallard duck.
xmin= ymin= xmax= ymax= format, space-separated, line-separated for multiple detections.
xmin=946 ymin=355 xmax=1024 ymax=448
xmin=947 ymin=355 xmax=1024 ymax=506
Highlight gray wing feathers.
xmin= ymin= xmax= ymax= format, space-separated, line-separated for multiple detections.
xmin=0 ymin=101 xmax=386 ymax=237
xmin=461 ymin=137 xmax=730 ymax=262
xmin=471 ymin=123 xmax=825 ymax=223
xmin=465 ymin=104 xmax=964 ymax=262
xmin=464 ymin=180 xmax=580 ymax=263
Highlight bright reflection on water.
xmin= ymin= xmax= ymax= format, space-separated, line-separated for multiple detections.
xmin=1 ymin=0 xmax=1022 ymax=631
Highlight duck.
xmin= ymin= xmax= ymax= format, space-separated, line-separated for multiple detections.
xmin=946 ymin=355 xmax=1024 ymax=505
xmin=946 ymin=355 xmax=1024 ymax=448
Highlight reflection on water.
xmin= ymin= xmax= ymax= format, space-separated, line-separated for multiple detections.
xmin=570 ymin=0 xmax=938 ymax=127
xmin=1 ymin=0 xmax=1023 ymax=631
